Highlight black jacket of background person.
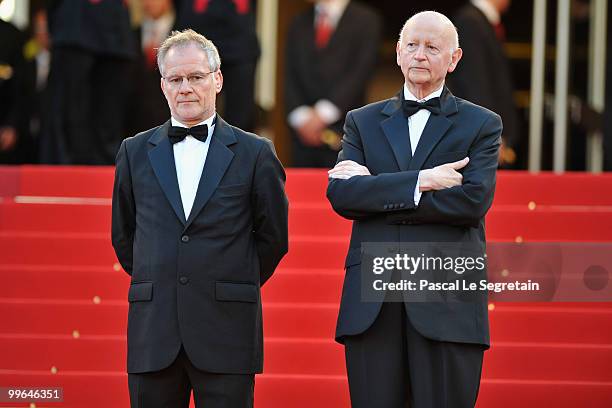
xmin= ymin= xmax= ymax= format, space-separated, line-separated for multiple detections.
xmin=447 ymin=3 xmax=518 ymax=149
xmin=46 ymin=0 xmax=136 ymax=58
xmin=327 ymin=87 xmax=501 ymax=347
xmin=111 ymin=116 xmax=289 ymax=373
xmin=0 ymin=19 xmax=27 ymax=163
xmin=124 ymin=27 xmax=172 ymax=138
xmin=284 ymin=1 xmax=382 ymax=136
xmin=173 ymin=0 xmax=260 ymax=63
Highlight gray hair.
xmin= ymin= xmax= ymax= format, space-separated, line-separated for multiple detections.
xmin=157 ymin=29 xmax=221 ymax=75
xmin=398 ymin=11 xmax=460 ymax=54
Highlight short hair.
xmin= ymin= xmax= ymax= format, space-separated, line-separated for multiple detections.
xmin=398 ymin=11 xmax=460 ymax=53
xmin=157 ymin=29 xmax=221 ymax=75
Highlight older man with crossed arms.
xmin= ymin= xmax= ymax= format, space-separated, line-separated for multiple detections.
xmin=327 ymin=11 xmax=501 ymax=408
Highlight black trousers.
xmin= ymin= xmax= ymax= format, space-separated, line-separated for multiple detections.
xmin=128 ymin=347 xmax=254 ymax=408
xmin=42 ymin=46 xmax=131 ymax=164
xmin=344 ymin=301 xmax=485 ymax=408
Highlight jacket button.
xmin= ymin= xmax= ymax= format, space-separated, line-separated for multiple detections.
xmin=401 ymin=221 xmax=407 ymax=225
xmin=383 ymin=204 xmax=389 ymax=210
xmin=399 ymin=203 xmax=405 ymax=208
xmin=394 ymin=203 xmax=400 ymax=209
xmin=181 ymin=235 xmax=189 ymax=243
xmin=179 ymin=276 xmax=189 ymax=285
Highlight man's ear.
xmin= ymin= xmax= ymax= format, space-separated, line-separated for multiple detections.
xmin=214 ymin=70 xmax=223 ymax=94
xmin=448 ymin=47 xmax=463 ymax=73
xmin=396 ymin=41 xmax=401 ymax=66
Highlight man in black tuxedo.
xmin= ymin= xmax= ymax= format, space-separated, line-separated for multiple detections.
xmin=327 ymin=11 xmax=501 ymax=408
xmin=112 ymin=29 xmax=288 ymax=408
xmin=285 ymin=0 xmax=381 ymax=167
xmin=448 ymin=0 xmax=518 ymax=166
xmin=44 ymin=0 xmax=136 ymax=164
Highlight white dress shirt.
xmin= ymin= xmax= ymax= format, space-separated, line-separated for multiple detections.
xmin=403 ymin=83 xmax=445 ymax=205
xmin=171 ymin=114 xmax=215 ymax=219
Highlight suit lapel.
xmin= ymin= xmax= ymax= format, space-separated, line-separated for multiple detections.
xmin=148 ymin=120 xmax=187 ymax=225
xmin=409 ymin=87 xmax=458 ymax=171
xmin=184 ymin=117 xmax=237 ymax=229
xmin=381 ymin=94 xmax=412 ymax=171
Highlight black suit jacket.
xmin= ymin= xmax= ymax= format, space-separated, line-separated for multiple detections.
xmin=284 ymin=1 xmax=381 ymax=135
xmin=447 ymin=3 xmax=518 ymax=148
xmin=124 ymin=27 xmax=172 ymax=137
xmin=47 ymin=0 xmax=136 ymax=59
xmin=327 ymin=88 xmax=501 ymax=347
xmin=173 ymin=0 xmax=259 ymax=63
xmin=112 ymin=116 xmax=288 ymax=374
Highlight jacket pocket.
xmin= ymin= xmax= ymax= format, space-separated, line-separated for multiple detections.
xmin=215 ymin=281 xmax=258 ymax=303
xmin=128 ymin=281 xmax=153 ymax=302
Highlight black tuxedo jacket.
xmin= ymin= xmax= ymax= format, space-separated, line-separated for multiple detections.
xmin=284 ymin=1 xmax=381 ymax=134
xmin=447 ymin=3 xmax=518 ymax=148
xmin=112 ymin=116 xmax=288 ymax=374
xmin=327 ymin=88 xmax=501 ymax=347
xmin=173 ymin=0 xmax=259 ymax=63
xmin=47 ymin=0 xmax=136 ymax=59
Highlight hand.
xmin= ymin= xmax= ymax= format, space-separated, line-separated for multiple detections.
xmin=296 ymin=111 xmax=326 ymax=147
xmin=419 ymin=157 xmax=469 ymax=191
xmin=328 ymin=160 xmax=371 ymax=179
xmin=0 ymin=127 xmax=17 ymax=151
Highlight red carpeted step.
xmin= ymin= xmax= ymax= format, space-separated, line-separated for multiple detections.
xmin=0 ymin=265 xmax=344 ymax=304
xmin=0 ymin=233 xmax=350 ymax=269
xmin=2 ymin=300 xmax=612 ymax=343
xmin=3 ymin=335 xmax=612 ymax=382
xmin=5 ymin=200 xmax=612 ymax=241
xmin=1 ymin=371 xmax=611 ymax=408
xmin=4 ymin=166 xmax=612 ymax=206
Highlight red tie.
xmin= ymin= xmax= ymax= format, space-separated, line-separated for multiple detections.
xmin=315 ymin=9 xmax=333 ymax=49
xmin=494 ymin=22 xmax=506 ymax=42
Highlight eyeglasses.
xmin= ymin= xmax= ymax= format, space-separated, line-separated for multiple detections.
xmin=403 ymin=42 xmax=442 ymax=56
xmin=162 ymin=71 xmax=215 ymax=88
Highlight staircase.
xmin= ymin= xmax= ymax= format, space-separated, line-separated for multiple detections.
xmin=1 ymin=166 xmax=612 ymax=407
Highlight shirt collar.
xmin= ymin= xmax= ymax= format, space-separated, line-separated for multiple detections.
xmin=471 ymin=0 xmax=501 ymax=25
xmin=315 ymin=0 xmax=350 ymax=27
xmin=403 ymin=83 xmax=444 ymax=103
xmin=171 ymin=113 xmax=216 ymax=130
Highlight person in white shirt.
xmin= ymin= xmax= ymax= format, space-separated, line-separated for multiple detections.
xmin=112 ymin=29 xmax=288 ymax=408
xmin=327 ymin=11 xmax=502 ymax=408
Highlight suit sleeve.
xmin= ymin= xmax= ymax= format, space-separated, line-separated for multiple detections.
xmin=387 ymin=113 xmax=502 ymax=227
xmin=326 ymin=111 xmax=420 ymax=220
xmin=252 ymin=140 xmax=289 ymax=286
xmin=111 ymin=140 xmax=136 ymax=276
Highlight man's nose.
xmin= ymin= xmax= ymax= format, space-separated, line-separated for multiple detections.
xmin=178 ymin=78 xmax=194 ymax=92
xmin=414 ymin=45 xmax=427 ymax=59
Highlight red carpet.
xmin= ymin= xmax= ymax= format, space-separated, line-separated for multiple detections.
xmin=1 ymin=166 xmax=612 ymax=407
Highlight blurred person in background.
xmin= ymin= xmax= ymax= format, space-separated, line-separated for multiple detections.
xmin=125 ymin=0 xmax=175 ymax=136
xmin=0 ymin=0 xmax=28 ymax=164
xmin=284 ymin=0 xmax=382 ymax=168
xmin=22 ymin=6 xmax=52 ymax=163
xmin=173 ymin=0 xmax=259 ymax=132
xmin=43 ymin=0 xmax=136 ymax=164
xmin=448 ymin=0 xmax=519 ymax=167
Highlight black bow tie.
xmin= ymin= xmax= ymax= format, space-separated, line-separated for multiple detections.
xmin=168 ymin=124 xmax=208 ymax=144
xmin=402 ymin=98 xmax=441 ymax=117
